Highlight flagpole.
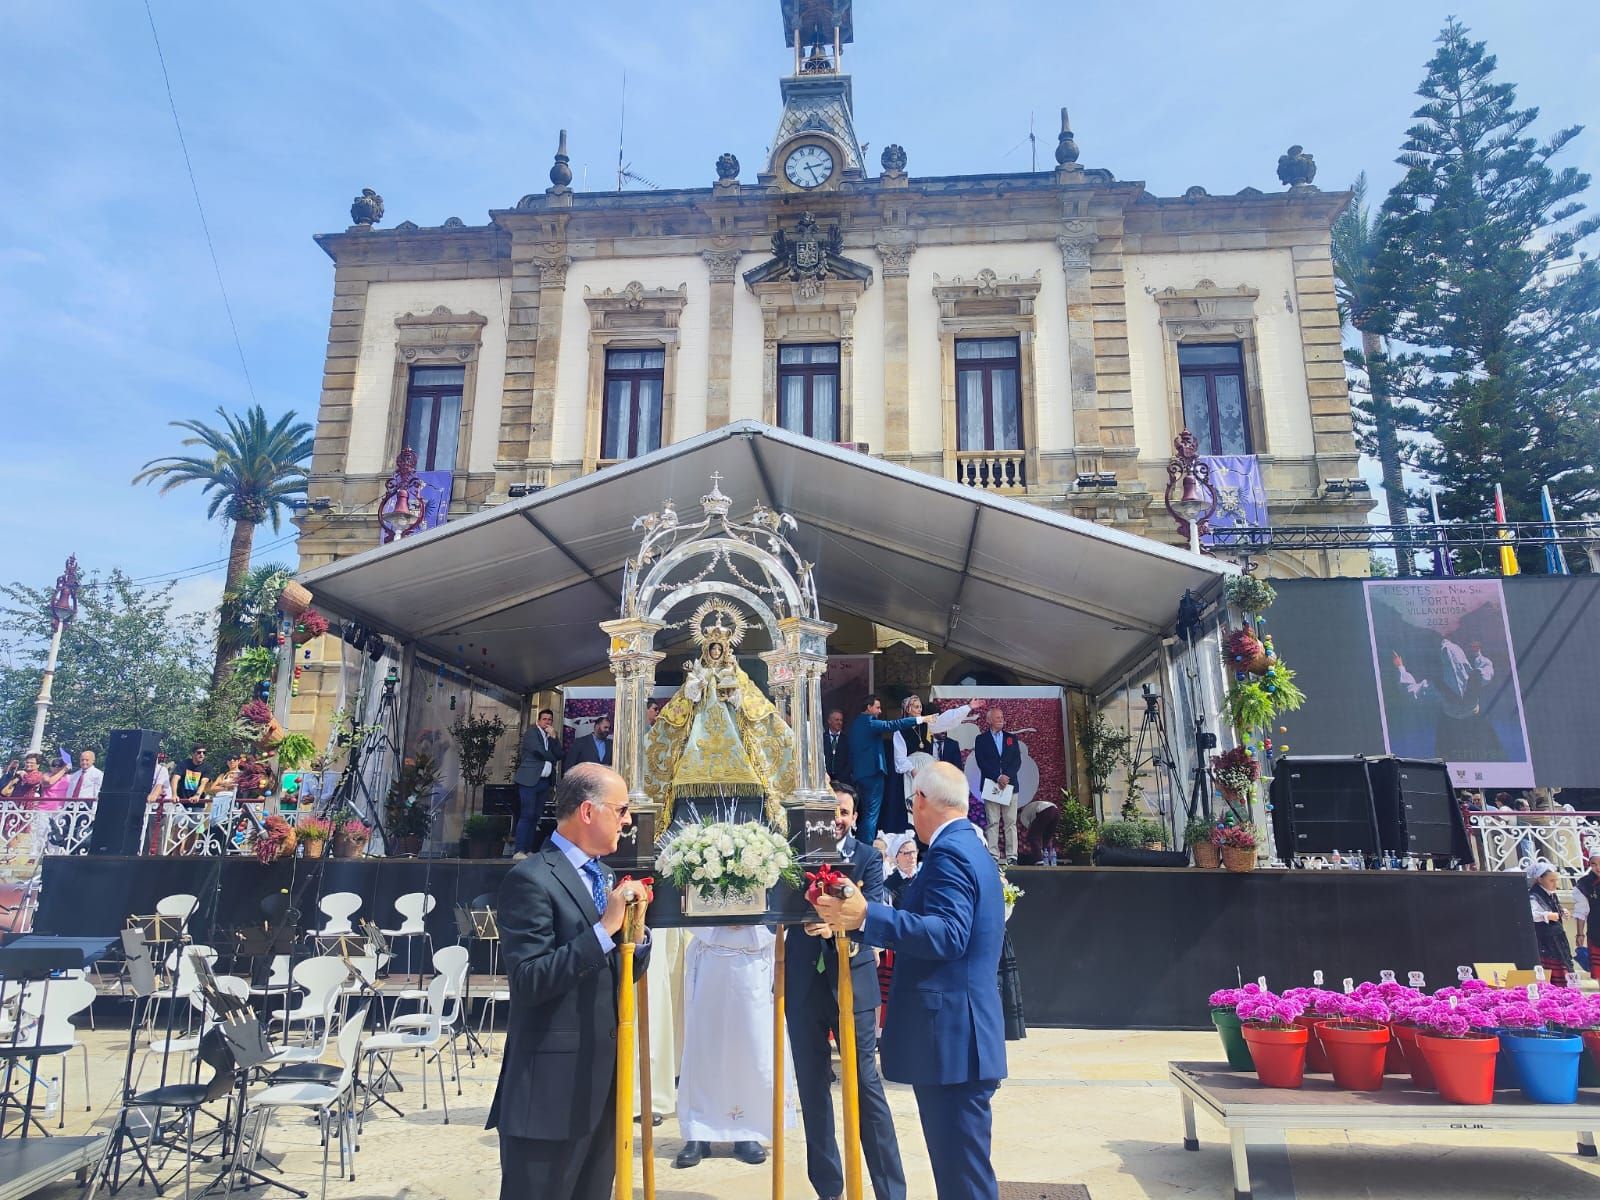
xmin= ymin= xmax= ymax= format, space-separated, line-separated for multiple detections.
xmin=1541 ymin=484 xmax=1570 ymax=576
xmin=1494 ymin=484 xmax=1520 ymax=577
xmin=1428 ymin=488 xmax=1451 ymax=579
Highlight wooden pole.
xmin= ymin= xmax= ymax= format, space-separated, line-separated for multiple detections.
xmin=637 ymin=975 xmax=655 ymax=1200
xmin=615 ymin=939 xmax=637 ymax=1200
xmin=834 ymin=932 xmax=864 ymax=1200
xmin=773 ymin=931 xmax=786 ymax=1200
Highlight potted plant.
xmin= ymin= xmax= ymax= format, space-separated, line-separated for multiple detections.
xmin=1208 ymin=985 xmax=1261 ymax=1070
xmin=1224 ymin=574 xmax=1278 ymax=615
xmin=274 ymin=732 xmax=317 ymax=772
xmin=655 ymin=819 xmax=801 ymax=918
xmin=255 ymin=815 xmax=297 ymax=864
xmin=1054 ymin=790 xmax=1098 ymax=866
xmin=1075 ymin=709 xmax=1131 ymax=821
xmin=1388 ymin=992 xmax=1439 ymax=1090
xmin=1225 ymin=627 xmax=1272 ymax=675
xmin=1412 ymin=997 xmax=1499 ymax=1104
xmin=332 ymin=815 xmax=372 ymax=859
xmin=451 ymin=710 xmax=508 ymax=816
xmin=1538 ymin=991 xmax=1600 ymax=1087
xmin=297 ymin=816 xmax=332 ymax=859
xmin=999 ymin=869 xmax=1024 ymax=922
xmin=1236 ymin=989 xmax=1309 ymax=1088
xmin=292 ymin=608 xmax=329 ymax=645
xmin=1283 ymin=988 xmax=1347 ymax=1074
xmin=385 ymin=754 xmax=440 ymax=856
xmin=1213 ymin=820 xmax=1259 ymax=872
xmin=1095 ymin=818 xmax=1185 ymax=867
xmin=1186 ymin=816 xmax=1221 ymax=868
xmin=1315 ymin=995 xmax=1392 ymax=1091
xmin=463 ymin=813 xmax=508 ymax=860
xmin=1496 ymin=995 xmax=1582 ymax=1104
xmin=1211 ymin=746 xmax=1261 ymax=810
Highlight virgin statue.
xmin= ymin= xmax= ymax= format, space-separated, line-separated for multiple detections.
xmin=640 ymin=601 xmax=797 ymax=829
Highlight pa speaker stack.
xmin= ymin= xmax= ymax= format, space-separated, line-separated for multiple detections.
xmin=1269 ymin=754 xmax=1468 ymax=861
xmin=88 ymin=728 xmax=160 ymax=856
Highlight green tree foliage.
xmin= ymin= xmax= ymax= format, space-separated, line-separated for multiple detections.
xmin=1379 ymin=19 xmax=1600 ymax=549
xmin=0 ymin=571 xmax=212 ymax=758
xmin=217 ymin=562 xmax=293 ymax=665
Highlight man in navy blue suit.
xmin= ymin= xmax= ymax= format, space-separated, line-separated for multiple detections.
xmin=971 ymin=707 xmax=1023 ymax=863
xmin=814 ymin=761 xmax=1006 ymax=1200
xmin=848 ymin=695 xmax=928 ymax=843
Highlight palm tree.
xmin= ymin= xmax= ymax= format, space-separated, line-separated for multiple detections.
xmin=134 ymin=406 xmax=313 ymax=687
xmin=1332 ymin=174 xmax=1415 ymax=573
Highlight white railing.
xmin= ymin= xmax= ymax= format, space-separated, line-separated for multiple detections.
xmin=1468 ymin=812 xmax=1600 ymax=890
xmin=0 ymin=801 xmax=97 ymax=867
xmin=143 ymin=800 xmax=311 ymax=857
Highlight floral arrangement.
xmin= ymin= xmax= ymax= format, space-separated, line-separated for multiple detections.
xmin=297 ymin=817 xmax=332 ymax=843
xmin=255 ymin=815 xmax=297 ymax=863
xmin=1212 ymin=746 xmax=1261 ymax=795
xmin=1211 ymin=820 xmax=1259 ymax=850
xmin=293 ymin=609 xmax=329 ymax=641
xmin=1410 ymin=998 xmax=1476 ymax=1039
xmin=235 ymin=698 xmax=286 ymax=750
xmin=1326 ymin=995 xmax=1391 ymax=1028
xmin=338 ymin=818 xmax=372 ymax=845
xmin=1226 ymin=627 xmax=1268 ymax=669
xmin=1236 ymin=990 xmax=1306 ymax=1028
xmin=655 ymin=819 xmax=802 ymax=899
xmin=999 ymin=869 xmax=1025 ymax=907
xmin=1225 ymin=574 xmax=1278 ymax=615
xmin=236 ymin=756 xmax=271 ymax=798
xmin=1283 ymin=987 xmax=1348 ymax=1018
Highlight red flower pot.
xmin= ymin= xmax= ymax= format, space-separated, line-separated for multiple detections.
xmin=1417 ymin=1033 xmax=1499 ymax=1106
xmin=1241 ymin=1023 xmax=1309 ymax=1090
xmin=1294 ymin=1015 xmax=1330 ymax=1072
xmin=1384 ymin=1028 xmax=1408 ymax=1074
xmin=1318 ymin=1021 xmax=1391 ymax=1091
xmin=1583 ymin=1030 xmax=1600 ymax=1084
xmin=1392 ymin=1022 xmax=1436 ymax=1091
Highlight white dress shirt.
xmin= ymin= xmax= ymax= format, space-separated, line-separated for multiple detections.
xmin=66 ymin=766 xmax=103 ymax=799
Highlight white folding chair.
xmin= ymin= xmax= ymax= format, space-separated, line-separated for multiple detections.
xmin=314 ymin=893 xmax=362 ymax=939
xmin=149 ymin=945 xmax=217 ymax=1032
xmin=389 ymin=945 xmax=468 ymax=1079
xmin=268 ymin=956 xmax=350 ymax=1045
xmin=362 ymin=975 xmax=452 ymax=1124
xmin=380 ymin=893 xmax=435 ymax=981
xmin=21 ymin=977 xmax=96 ymax=1127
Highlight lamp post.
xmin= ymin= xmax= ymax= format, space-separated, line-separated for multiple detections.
xmin=1164 ymin=432 xmax=1217 ymax=556
xmin=28 ymin=555 xmax=80 ymax=755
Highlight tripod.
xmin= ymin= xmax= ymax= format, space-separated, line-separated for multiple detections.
xmin=1127 ymin=685 xmax=1188 ymax=842
xmin=321 ymin=667 xmax=403 ymax=849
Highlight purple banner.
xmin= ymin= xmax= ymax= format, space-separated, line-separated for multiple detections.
xmin=1201 ymin=454 xmax=1268 ymax=545
xmin=1363 ymin=579 xmax=1534 ymax=789
xmin=418 ymin=470 xmax=452 ymax=532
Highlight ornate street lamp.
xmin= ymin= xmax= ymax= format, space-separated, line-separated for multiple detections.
xmin=28 ymin=554 xmax=80 ymax=754
xmin=1165 ymin=432 xmax=1217 ymax=556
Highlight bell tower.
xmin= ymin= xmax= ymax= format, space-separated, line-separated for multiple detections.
xmin=762 ymin=1 xmax=865 ymax=192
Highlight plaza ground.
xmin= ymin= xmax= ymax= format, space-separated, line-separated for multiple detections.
xmin=21 ymin=1022 xmax=1600 ymax=1200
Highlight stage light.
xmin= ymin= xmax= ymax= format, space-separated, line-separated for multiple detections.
xmin=366 ymin=636 xmax=387 ymax=662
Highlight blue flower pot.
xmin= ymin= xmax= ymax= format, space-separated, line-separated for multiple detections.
xmin=1483 ymin=1028 xmax=1520 ymax=1091
xmin=1504 ymin=1031 xmax=1583 ymax=1104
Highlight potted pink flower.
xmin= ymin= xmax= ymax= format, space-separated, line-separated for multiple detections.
xmin=1236 ymin=990 xmax=1309 ymax=1089
xmin=1412 ymin=997 xmax=1498 ymax=1104
xmin=1208 ymin=984 xmax=1261 ymax=1070
xmin=1316 ymin=995 xmax=1392 ymax=1091
xmin=1283 ymin=987 xmax=1345 ymax=1073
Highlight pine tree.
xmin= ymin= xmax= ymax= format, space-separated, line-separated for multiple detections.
xmin=1380 ymin=18 xmax=1600 ymax=556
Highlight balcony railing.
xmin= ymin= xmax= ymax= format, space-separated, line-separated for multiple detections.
xmin=0 ymin=799 xmax=318 ymax=869
xmin=1467 ymin=812 xmax=1600 ymax=893
xmin=0 ymin=801 xmax=97 ymax=866
xmin=954 ymin=450 xmax=1027 ymax=493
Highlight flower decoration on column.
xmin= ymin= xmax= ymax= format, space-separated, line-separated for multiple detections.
xmin=1165 ymin=431 xmax=1217 ymax=555
xmin=378 ymin=447 xmax=427 ymax=544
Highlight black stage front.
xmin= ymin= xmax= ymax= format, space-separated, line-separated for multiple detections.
xmin=32 ymin=858 xmax=1537 ymax=1030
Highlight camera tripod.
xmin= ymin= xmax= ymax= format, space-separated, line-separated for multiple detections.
xmin=322 ymin=664 xmax=402 ymax=847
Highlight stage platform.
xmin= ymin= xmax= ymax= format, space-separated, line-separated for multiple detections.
xmin=28 ymin=857 xmax=1537 ymax=1030
xmin=0 ymin=1135 xmax=106 ymax=1200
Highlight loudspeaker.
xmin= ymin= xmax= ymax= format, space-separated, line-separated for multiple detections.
xmin=1269 ymin=756 xmax=1381 ymax=856
xmin=481 ymin=784 xmax=518 ymax=816
xmin=88 ymin=791 xmax=149 ymax=856
xmin=1367 ymin=756 xmax=1470 ymax=858
xmin=102 ymin=728 xmax=160 ymax=794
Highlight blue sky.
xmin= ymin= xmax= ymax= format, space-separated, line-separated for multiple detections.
xmin=2 ymin=1 xmax=1596 ymax=611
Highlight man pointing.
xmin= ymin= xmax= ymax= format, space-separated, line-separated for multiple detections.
xmin=814 ymin=760 xmax=1006 ymax=1200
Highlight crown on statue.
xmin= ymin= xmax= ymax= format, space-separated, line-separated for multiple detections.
xmin=700 ymin=471 xmax=732 ymax=519
xmin=689 ymin=598 xmax=748 ymax=649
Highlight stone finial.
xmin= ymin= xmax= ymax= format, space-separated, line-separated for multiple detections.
xmin=880 ymin=143 xmax=907 ymax=174
xmin=1277 ymin=145 xmax=1317 ymax=189
xmin=1054 ymin=108 xmax=1080 ymax=166
xmin=350 ymin=188 xmax=384 ymax=227
xmin=716 ymin=152 xmax=740 ymax=181
xmin=548 ymin=129 xmax=573 ymax=191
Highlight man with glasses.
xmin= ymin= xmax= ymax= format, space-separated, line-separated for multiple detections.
xmin=489 ymin=763 xmax=652 ymax=1200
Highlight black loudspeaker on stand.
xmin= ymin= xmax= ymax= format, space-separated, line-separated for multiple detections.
xmin=89 ymin=728 xmax=159 ymax=856
xmin=1367 ymin=756 xmax=1471 ymax=859
xmin=1270 ymin=754 xmax=1468 ymax=861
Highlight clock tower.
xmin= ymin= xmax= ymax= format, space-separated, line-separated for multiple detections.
xmin=762 ymin=0 xmax=865 ymax=192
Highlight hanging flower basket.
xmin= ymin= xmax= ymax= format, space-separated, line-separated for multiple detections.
xmin=1226 ymin=627 xmax=1272 ymax=675
xmin=1193 ymin=842 xmax=1221 ymax=869
xmin=292 ymin=609 xmax=329 ymax=645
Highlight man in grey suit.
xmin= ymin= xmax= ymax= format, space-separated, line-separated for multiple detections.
xmin=513 ymin=708 xmax=562 ymax=856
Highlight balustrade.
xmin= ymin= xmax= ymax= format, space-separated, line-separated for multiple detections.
xmin=954 ymin=450 xmax=1027 ymax=493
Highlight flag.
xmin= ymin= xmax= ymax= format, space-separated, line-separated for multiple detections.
xmin=1494 ymin=484 xmax=1520 ymax=577
xmin=1429 ymin=488 xmax=1453 ymax=578
xmin=1540 ymin=485 xmax=1570 ymax=576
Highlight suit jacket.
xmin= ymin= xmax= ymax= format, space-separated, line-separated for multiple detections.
xmin=513 ymin=725 xmax=562 ymax=788
xmin=822 ymin=728 xmax=852 ymax=785
xmin=861 ymin=820 xmax=1006 ymax=1087
xmin=785 ymin=835 xmax=883 ymax=1014
xmin=848 ymin=713 xmax=919 ymax=782
xmin=930 ymin=733 xmax=965 ymax=770
xmin=971 ymin=730 xmax=1022 ymax=785
xmin=564 ymin=733 xmax=612 ymax=771
xmin=486 ymin=839 xmax=650 ymax=1140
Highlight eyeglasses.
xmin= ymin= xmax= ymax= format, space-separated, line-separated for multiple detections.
xmin=590 ymin=800 xmax=631 ymax=819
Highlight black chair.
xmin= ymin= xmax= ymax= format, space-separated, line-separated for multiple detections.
xmin=131 ymin=1026 xmax=238 ymax=1200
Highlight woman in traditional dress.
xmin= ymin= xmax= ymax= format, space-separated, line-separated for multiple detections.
xmin=882 ymin=695 xmax=932 ymax=836
xmin=1529 ymin=860 xmax=1575 ymax=986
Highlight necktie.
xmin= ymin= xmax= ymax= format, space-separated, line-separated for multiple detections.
xmin=582 ymin=858 xmax=607 ymax=917
xmin=71 ymin=772 xmax=83 ymax=799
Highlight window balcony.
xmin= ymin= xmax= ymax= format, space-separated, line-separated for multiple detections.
xmin=954 ymin=450 xmax=1027 ymax=494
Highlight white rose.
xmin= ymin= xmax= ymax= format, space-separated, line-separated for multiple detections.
xmin=718 ymin=836 xmax=735 ymax=856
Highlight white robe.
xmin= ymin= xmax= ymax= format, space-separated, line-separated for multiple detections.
xmin=675 ymin=924 xmax=798 ymax=1143
xmin=632 ymin=926 xmax=686 ymax=1118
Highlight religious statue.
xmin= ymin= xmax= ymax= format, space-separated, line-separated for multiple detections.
xmin=641 ymin=599 xmax=797 ymax=830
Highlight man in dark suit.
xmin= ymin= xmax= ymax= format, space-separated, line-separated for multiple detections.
xmin=512 ymin=708 xmax=562 ymax=857
xmin=971 ymin=707 xmax=1023 ymax=863
xmin=564 ymin=715 xmax=613 ymax=771
xmin=488 ymin=763 xmax=651 ymax=1200
xmin=822 ymin=708 xmax=851 ymax=786
xmin=815 ymin=761 xmax=1006 ymax=1200
xmin=930 ymin=727 xmax=965 ymax=771
xmin=786 ymin=782 xmax=905 ymax=1200
xmin=848 ymin=696 xmax=927 ymax=844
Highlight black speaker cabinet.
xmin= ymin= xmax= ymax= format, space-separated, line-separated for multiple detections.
xmin=89 ymin=791 xmax=149 ymax=856
xmin=481 ymin=784 xmax=518 ymax=816
xmin=1269 ymin=756 xmax=1381 ymax=857
xmin=102 ymin=728 xmax=160 ymax=793
xmin=1367 ymin=756 xmax=1470 ymax=859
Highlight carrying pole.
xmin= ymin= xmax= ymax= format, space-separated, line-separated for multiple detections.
xmin=834 ymin=932 xmax=865 ymax=1200
xmin=638 ymin=974 xmax=656 ymax=1199
xmin=773 ymin=931 xmax=787 ymax=1200
xmin=615 ymin=937 xmax=637 ymax=1200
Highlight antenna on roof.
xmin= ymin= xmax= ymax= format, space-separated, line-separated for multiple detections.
xmin=1029 ymin=110 xmax=1036 ymax=172
xmin=616 ymin=71 xmax=626 ymax=192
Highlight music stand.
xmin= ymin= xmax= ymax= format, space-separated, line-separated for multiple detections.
xmin=85 ymin=929 xmax=161 ymax=1198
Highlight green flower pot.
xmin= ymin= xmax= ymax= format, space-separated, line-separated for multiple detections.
xmin=1212 ymin=1007 xmax=1255 ymax=1071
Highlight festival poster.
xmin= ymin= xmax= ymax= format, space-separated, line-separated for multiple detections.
xmin=1363 ymin=579 xmax=1533 ymax=788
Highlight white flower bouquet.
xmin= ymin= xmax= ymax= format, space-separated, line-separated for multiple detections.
xmin=656 ymin=819 xmax=802 ymax=899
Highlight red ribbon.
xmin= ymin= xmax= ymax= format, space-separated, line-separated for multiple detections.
xmin=621 ymin=875 xmax=656 ymax=902
xmin=804 ymin=864 xmax=848 ymax=905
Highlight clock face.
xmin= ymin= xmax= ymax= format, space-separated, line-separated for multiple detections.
xmin=784 ymin=143 xmax=835 ymax=189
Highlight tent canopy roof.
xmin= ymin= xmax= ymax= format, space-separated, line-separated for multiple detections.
xmin=298 ymin=422 xmax=1229 ymax=694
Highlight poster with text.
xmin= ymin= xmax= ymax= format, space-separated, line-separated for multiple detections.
xmin=1363 ymin=579 xmax=1533 ymax=788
